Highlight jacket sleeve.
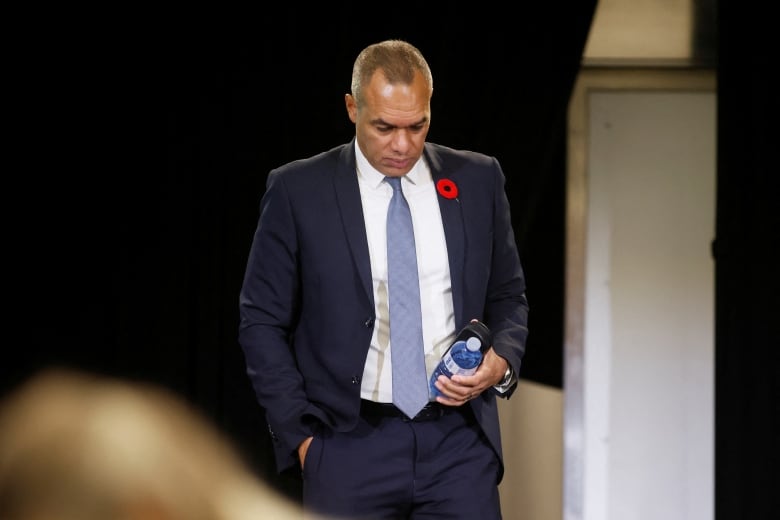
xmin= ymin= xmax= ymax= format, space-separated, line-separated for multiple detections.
xmin=483 ymin=156 xmax=529 ymax=398
xmin=238 ymin=170 xmax=317 ymax=472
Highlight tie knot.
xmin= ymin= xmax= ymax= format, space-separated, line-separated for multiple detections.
xmin=386 ymin=176 xmax=402 ymax=192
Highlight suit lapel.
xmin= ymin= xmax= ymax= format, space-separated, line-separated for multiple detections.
xmin=333 ymin=142 xmax=467 ymax=322
xmin=334 ymin=141 xmax=374 ymax=306
xmin=424 ymin=145 xmax=465 ymax=327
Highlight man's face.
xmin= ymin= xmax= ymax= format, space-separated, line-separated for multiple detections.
xmin=346 ymin=70 xmax=431 ymax=177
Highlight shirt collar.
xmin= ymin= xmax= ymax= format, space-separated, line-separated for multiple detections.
xmin=354 ymin=141 xmax=427 ymax=190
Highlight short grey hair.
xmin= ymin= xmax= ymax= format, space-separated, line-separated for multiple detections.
xmin=350 ymin=39 xmax=433 ymax=108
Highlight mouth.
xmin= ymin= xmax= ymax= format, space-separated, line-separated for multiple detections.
xmin=384 ymin=157 xmax=411 ymax=170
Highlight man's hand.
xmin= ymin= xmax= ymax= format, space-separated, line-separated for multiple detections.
xmin=298 ymin=436 xmax=314 ymax=469
xmin=433 ymin=349 xmax=509 ymax=405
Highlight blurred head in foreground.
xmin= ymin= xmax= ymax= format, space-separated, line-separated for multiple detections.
xmin=0 ymin=368 xmax=307 ymax=520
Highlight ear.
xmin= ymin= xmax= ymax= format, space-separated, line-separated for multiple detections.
xmin=345 ymin=93 xmax=358 ymax=123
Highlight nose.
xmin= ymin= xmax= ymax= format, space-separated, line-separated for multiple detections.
xmin=390 ymin=129 xmax=412 ymax=153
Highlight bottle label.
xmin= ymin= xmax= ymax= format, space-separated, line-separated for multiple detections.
xmin=443 ymin=354 xmax=478 ymax=376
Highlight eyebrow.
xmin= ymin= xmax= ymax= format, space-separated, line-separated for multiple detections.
xmin=370 ymin=116 xmax=429 ymax=129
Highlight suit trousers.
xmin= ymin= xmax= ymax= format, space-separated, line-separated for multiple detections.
xmin=301 ymin=403 xmax=502 ymax=520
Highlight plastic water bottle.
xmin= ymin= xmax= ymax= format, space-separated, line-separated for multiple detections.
xmin=429 ymin=336 xmax=483 ymax=397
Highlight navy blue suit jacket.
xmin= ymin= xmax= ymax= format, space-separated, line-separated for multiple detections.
xmin=239 ymin=139 xmax=529 ymax=480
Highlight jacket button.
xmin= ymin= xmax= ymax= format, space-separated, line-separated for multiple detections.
xmin=364 ymin=317 xmax=374 ymax=328
xmin=351 ymin=376 xmax=360 ymax=385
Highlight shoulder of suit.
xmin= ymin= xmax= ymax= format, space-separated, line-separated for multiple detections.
xmin=424 ymin=142 xmax=498 ymax=170
xmin=273 ymin=143 xmax=349 ymax=174
xmin=267 ymin=143 xmax=352 ymax=190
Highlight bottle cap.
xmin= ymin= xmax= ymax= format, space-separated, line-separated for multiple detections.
xmin=466 ymin=337 xmax=481 ymax=351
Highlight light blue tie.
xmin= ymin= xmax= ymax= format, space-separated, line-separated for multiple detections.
xmin=386 ymin=176 xmax=429 ymax=419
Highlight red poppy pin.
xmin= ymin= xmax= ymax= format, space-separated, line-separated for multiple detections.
xmin=436 ymin=178 xmax=458 ymax=199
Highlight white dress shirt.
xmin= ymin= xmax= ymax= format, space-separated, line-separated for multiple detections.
xmin=355 ymin=144 xmax=457 ymax=403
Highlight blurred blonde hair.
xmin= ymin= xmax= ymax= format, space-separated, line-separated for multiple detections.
xmin=0 ymin=368 xmax=307 ymax=520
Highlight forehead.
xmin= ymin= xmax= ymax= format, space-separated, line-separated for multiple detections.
xmin=363 ymin=70 xmax=431 ymax=121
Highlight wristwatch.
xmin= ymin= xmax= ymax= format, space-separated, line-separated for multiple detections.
xmin=499 ymin=366 xmax=513 ymax=386
xmin=493 ymin=365 xmax=515 ymax=394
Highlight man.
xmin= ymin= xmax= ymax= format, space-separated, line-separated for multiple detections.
xmin=239 ymin=39 xmax=529 ymax=519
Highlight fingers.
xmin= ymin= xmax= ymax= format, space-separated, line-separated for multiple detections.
xmin=456 ymin=390 xmax=478 ymax=404
xmin=433 ymin=374 xmax=484 ymax=405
